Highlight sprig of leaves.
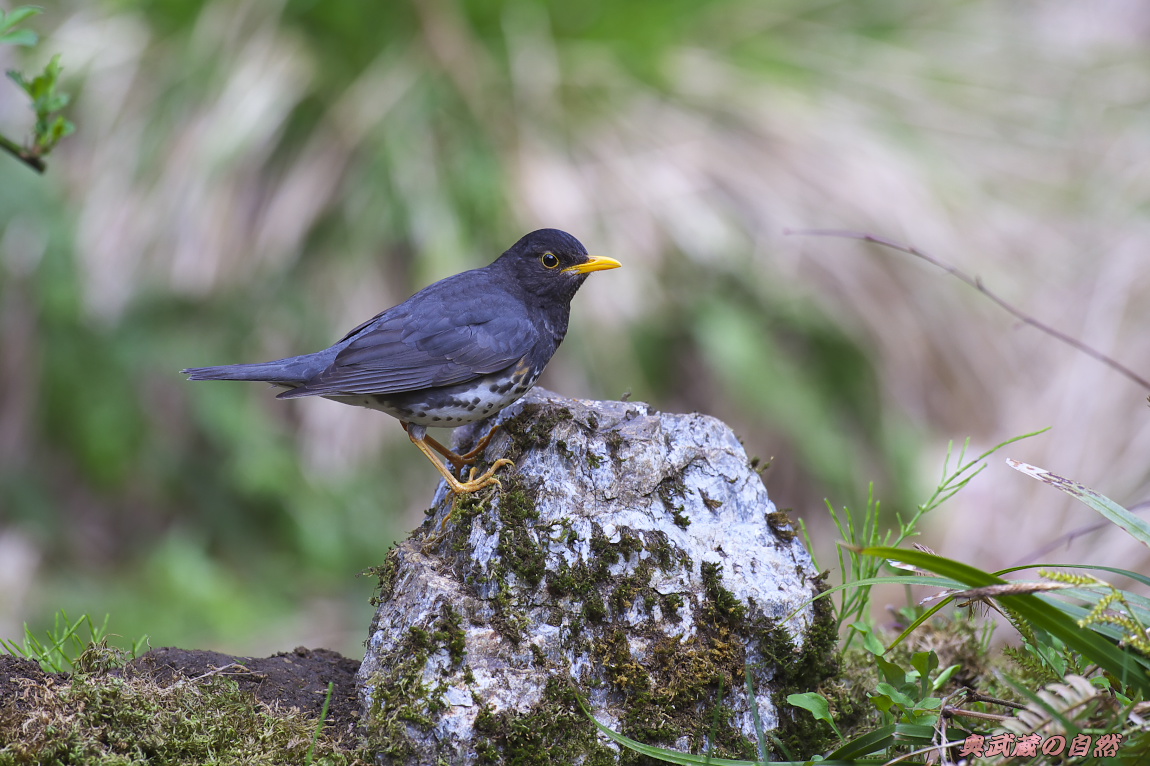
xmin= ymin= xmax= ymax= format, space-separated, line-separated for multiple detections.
xmin=0 ymin=5 xmax=41 ymax=46
xmin=1 ymin=6 xmax=74 ymax=172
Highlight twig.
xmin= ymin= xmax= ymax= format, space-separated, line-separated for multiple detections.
xmin=187 ymin=662 xmax=261 ymax=682
xmin=786 ymin=228 xmax=1150 ymax=392
xmin=942 ymin=706 xmax=1012 ymax=722
xmin=0 ymin=131 xmax=46 ymax=173
xmin=961 ymin=690 xmax=1029 ymax=711
xmin=1010 ymin=500 xmax=1150 ymax=566
xmin=881 ymin=738 xmax=970 ymax=766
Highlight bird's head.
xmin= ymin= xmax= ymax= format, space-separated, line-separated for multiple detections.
xmin=496 ymin=228 xmax=620 ymax=304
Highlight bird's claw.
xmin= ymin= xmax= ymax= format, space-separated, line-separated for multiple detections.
xmin=454 ymin=458 xmax=514 ymax=492
xmin=435 ymin=459 xmax=516 ymax=533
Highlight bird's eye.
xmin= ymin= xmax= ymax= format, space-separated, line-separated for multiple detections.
xmin=541 ymin=252 xmax=560 ymax=269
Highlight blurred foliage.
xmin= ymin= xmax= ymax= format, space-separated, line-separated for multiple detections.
xmin=7 ymin=0 xmax=1143 ymax=656
xmin=0 ymin=6 xmax=73 ymax=171
xmin=0 ymin=0 xmax=973 ymax=654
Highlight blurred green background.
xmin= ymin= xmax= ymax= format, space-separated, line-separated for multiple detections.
xmin=2 ymin=0 xmax=1149 ymax=658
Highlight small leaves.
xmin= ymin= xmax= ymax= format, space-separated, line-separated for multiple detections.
xmin=9 ymin=53 xmax=75 ymax=153
xmin=0 ymin=6 xmax=42 ymax=47
xmin=1 ymin=9 xmax=74 ymax=172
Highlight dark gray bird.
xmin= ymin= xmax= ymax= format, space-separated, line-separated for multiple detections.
xmin=182 ymin=229 xmax=620 ymax=496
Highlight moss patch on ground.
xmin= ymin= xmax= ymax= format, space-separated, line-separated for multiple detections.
xmin=0 ymin=645 xmax=368 ymax=766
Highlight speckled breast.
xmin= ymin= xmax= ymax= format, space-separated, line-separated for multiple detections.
xmin=329 ymin=359 xmax=542 ymax=427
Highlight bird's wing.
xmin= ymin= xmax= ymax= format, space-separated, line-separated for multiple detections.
xmin=278 ymin=275 xmax=535 ymax=398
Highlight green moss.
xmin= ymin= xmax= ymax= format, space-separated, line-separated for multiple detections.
xmin=495 ymin=478 xmax=546 ymax=589
xmin=749 ymin=573 xmax=841 ymax=757
xmin=545 ymin=528 xmax=684 ymax=633
xmin=767 ymin=509 xmax=797 ymax=543
xmin=364 ymin=547 xmax=402 ymax=606
xmin=414 ymin=604 xmax=467 ymax=668
xmin=473 ymin=677 xmax=617 ymax=766
xmin=699 ymin=490 xmax=723 ymax=511
xmin=364 ymin=627 xmax=451 ymax=760
xmin=656 ymin=475 xmax=691 ymax=529
xmin=586 ymin=452 xmax=603 ymax=469
xmin=560 ymin=557 xmax=774 ymax=761
xmin=502 ymin=404 xmax=574 ymax=456
xmin=449 ymin=474 xmax=548 ymax=643
xmin=0 ymin=647 xmax=368 ymax=765
xmin=662 ymin=593 xmax=684 ymax=621
xmin=590 ymin=528 xmax=643 ymax=566
xmin=700 ymin=561 xmax=747 ymax=627
xmin=440 ymin=607 xmax=467 ymax=667
xmin=591 ymin=627 xmax=754 ymax=760
xmin=363 ymin=605 xmax=475 ymax=759
xmin=605 ymin=430 xmax=626 ymax=463
xmin=547 ymin=560 xmax=609 ymax=625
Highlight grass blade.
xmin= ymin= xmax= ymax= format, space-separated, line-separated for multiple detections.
xmin=1006 ymin=460 xmax=1150 ymax=548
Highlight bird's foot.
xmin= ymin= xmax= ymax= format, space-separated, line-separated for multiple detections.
xmin=450 ymin=458 xmax=515 ymax=494
xmin=433 ymin=459 xmax=514 ymax=533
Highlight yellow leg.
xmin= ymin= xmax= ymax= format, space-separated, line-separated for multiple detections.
xmin=456 ymin=423 xmax=503 ymax=462
xmin=404 ymin=423 xmax=504 ymax=472
xmin=406 ymin=425 xmax=514 ymax=495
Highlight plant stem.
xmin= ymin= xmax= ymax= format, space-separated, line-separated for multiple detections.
xmin=0 ymin=131 xmax=45 ymax=173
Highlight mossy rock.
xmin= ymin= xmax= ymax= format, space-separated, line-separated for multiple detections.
xmin=358 ymin=389 xmax=835 ymax=764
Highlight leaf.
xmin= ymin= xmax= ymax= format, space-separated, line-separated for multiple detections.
xmin=852 ymin=624 xmax=886 ymax=656
xmin=7 ymin=69 xmax=29 ymax=91
xmin=910 ymin=651 xmax=938 ymax=697
xmin=874 ymin=683 xmax=915 ymax=709
xmin=1007 ymin=459 xmax=1150 ymax=548
xmin=0 ymin=6 xmax=42 ymax=33
xmin=825 ymin=723 xmax=935 ymax=760
xmin=932 ymin=663 xmax=961 ymax=690
xmin=0 ymin=6 xmax=41 ymax=47
xmin=786 ymin=692 xmax=843 ymax=738
xmin=0 ymin=28 xmax=37 ymax=46
xmin=873 ymin=655 xmax=905 ymax=687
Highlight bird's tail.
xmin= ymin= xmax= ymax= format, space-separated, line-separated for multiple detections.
xmin=181 ymin=360 xmax=305 ymax=384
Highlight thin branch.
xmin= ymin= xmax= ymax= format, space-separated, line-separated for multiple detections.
xmin=785 ymin=228 xmax=1150 ymax=392
xmin=0 ymin=131 xmax=46 ymax=173
xmin=942 ymin=706 xmax=1012 ymax=722
xmin=961 ymin=690 xmax=1029 ymax=711
xmin=1010 ymin=500 xmax=1150 ymax=566
xmin=881 ymin=739 xmax=970 ymax=766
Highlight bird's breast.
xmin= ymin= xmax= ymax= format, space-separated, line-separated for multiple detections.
xmin=328 ymin=360 xmax=543 ymax=427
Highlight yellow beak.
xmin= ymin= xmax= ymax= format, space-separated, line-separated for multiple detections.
xmin=564 ymin=255 xmax=622 ymax=274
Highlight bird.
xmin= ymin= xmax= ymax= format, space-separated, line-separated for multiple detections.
xmin=182 ymin=228 xmax=620 ymax=498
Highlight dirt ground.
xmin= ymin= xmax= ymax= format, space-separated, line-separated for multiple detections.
xmin=0 ymin=645 xmax=362 ymax=749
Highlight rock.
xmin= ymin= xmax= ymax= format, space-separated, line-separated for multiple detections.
xmin=357 ymin=389 xmax=835 ymax=764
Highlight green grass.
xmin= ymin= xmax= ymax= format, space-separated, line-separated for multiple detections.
xmin=0 ymin=610 xmax=148 ymax=673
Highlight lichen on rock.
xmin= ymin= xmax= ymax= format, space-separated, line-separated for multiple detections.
xmin=358 ymin=388 xmax=836 ymax=764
